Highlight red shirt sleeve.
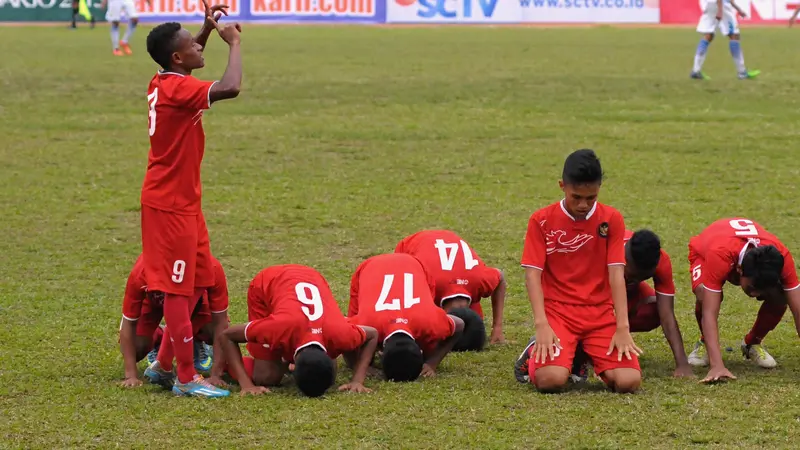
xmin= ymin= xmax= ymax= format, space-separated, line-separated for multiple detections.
xmin=169 ymin=76 xmax=215 ymax=110
xmin=122 ymin=266 xmax=146 ymax=321
xmin=653 ymin=250 xmax=676 ymax=296
xmin=702 ymin=246 xmax=735 ymax=292
xmin=475 ymin=266 xmax=502 ymax=298
xmin=781 ymin=251 xmax=800 ymax=291
xmin=606 ymin=210 xmax=626 ymax=266
xmin=207 ymin=259 xmax=229 ymax=313
xmin=416 ymin=308 xmax=456 ymax=355
xmin=521 ymin=213 xmax=546 ymax=269
xmin=244 ymin=311 xmax=307 ymax=361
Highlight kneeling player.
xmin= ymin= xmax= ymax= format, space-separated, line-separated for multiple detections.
xmin=515 ymin=149 xmax=642 ymax=393
xmin=220 ymin=265 xmax=378 ymax=397
xmin=394 ymin=229 xmax=506 ymax=347
xmin=348 ymin=253 xmax=465 ymax=381
xmin=687 ymin=218 xmax=800 ymax=382
xmin=623 ymin=229 xmax=692 ymax=377
xmin=119 ymin=254 xmax=229 ymax=387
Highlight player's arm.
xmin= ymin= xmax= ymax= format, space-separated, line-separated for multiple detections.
xmin=119 ymin=318 xmax=141 ymax=387
xmin=521 ymin=215 xmax=559 ymax=363
xmin=488 ymin=269 xmax=507 ymax=344
xmin=207 ymin=20 xmax=242 ymax=104
xmin=220 ymin=324 xmax=270 ymax=395
xmin=655 ymin=293 xmax=691 ymax=376
xmin=340 ymin=326 xmax=378 ymax=393
xmin=422 ymin=316 xmax=465 ymax=376
xmin=729 ymin=0 xmax=747 ymax=17
xmin=699 ymin=288 xmax=733 ymax=381
xmin=785 ymin=289 xmax=800 ymax=337
xmin=606 ymin=212 xmax=642 ymax=360
xmin=207 ymin=311 xmax=230 ymax=384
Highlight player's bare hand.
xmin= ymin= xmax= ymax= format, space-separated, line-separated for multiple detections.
xmin=607 ymin=329 xmax=642 ymax=362
xmin=738 ymin=10 xmax=747 ymax=18
xmin=533 ymin=323 xmax=561 ymax=363
xmin=240 ymin=386 xmax=270 ymax=396
xmin=673 ymin=365 xmax=695 ymax=378
xmin=120 ymin=376 xmax=143 ymax=388
xmin=489 ymin=329 xmax=506 ymax=345
xmin=715 ymin=12 xmax=723 ymax=20
xmin=206 ymin=376 xmax=228 ymax=388
xmin=421 ymin=363 xmax=436 ymax=378
xmin=204 ymin=3 xmax=229 ymax=23
xmin=701 ymin=367 xmax=736 ymax=384
xmin=338 ymin=382 xmax=372 ymax=394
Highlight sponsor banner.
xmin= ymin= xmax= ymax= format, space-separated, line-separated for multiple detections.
xmin=0 ymin=0 xmax=383 ymax=22
xmin=522 ymin=0 xmax=660 ymax=23
xmin=386 ymin=0 xmax=521 ymax=23
xmin=0 ymin=0 xmax=103 ymax=22
xmin=661 ymin=0 xmax=799 ymax=24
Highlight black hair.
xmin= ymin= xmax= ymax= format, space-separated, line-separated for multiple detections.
xmin=562 ymin=149 xmax=603 ymax=185
xmin=628 ymin=229 xmax=662 ymax=272
xmin=741 ymin=245 xmax=785 ymax=290
xmin=381 ymin=333 xmax=423 ymax=382
xmin=147 ymin=22 xmax=182 ymax=70
xmin=293 ymin=345 xmax=335 ymax=398
xmin=448 ymin=307 xmax=486 ymax=352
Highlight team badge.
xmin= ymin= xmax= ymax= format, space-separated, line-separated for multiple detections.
xmin=598 ymin=222 xmax=609 ymax=238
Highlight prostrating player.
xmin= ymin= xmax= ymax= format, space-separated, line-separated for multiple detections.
xmin=119 ymin=254 xmax=229 ymax=387
xmin=220 ymin=265 xmax=379 ymax=397
xmin=140 ymin=7 xmax=241 ymax=398
xmin=513 ymin=149 xmax=642 ymax=394
xmin=348 ymin=253 xmax=465 ymax=381
xmin=100 ymin=0 xmax=148 ymax=55
xmin=394 ymin=230 xmax=506 ymax=347
xmin=686 ymin=218 xmax=800 ymax=383
xmin=691 ymin=0 xmax=759 ymax=80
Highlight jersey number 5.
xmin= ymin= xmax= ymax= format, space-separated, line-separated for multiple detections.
xmin=375 ymin=274 xmax=421 ymax=311
xmin=729 ymin=219 xmax=757 ymax=236
xmin=295 ymin=282 xmax=323 ymax=321
xmin=434 ymin=239 xmax=479 ymax=271
xmin=147 ymin=88 xmax=159 ymax=137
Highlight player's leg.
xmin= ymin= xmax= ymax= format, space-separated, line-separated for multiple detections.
xmin=70 ymin=0 xmax=79 ymax=28
xmin=583 ymin=312 xmax=641 ymax=394
xmin=111 ymin=22 xmax=122 ymax=56
xmin=120 ymin=1 xmax=139 ymax=55
xmin=528 ymin=310 xmax=577 ymax=393
xmin=105 ymin=2 xmax=123 ymax=55
xmin=692 ymin=5 xmax=717 ymax=79
xmin=741 ymin=296 xmax=786 ymax=368
xmin=723 ymin=15 xmax=759 ymax=79
xmin=629 ymin=283 xmax=660 ymax=333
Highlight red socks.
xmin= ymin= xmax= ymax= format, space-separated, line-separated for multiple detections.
xmin=158 ymin=294 xmax=197 ymax=384
xmin=745 ymin=301 xmax=787 ymax=346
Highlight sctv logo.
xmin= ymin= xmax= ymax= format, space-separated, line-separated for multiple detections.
xmin=395 ymin=0 xmax=499 ymax=19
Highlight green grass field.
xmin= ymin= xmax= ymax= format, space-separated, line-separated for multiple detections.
xmin=4 ymin=24 xmax=800 ymax=448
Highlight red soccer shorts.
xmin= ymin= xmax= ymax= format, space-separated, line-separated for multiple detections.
xmin=141 ymin=205 xmax=214 ymax=296
xmin=135 ymin=296 xmax=212 ymax=338
xmin=529 ymin=301 xmax=640 ymax=377
xmin=246 ymin=342 xmax=273 ymax=361
xmin=627 ymin=283 xmax=660 ymax=333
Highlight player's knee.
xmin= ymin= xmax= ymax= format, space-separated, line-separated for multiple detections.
xmin=252 ymin=360 xmax=284 ymax=387
xmin=730 ymin=34 xmax=740 ymax=40
xmin=131 ymin=18 xmax=139 ymax=26
xmin=294 ymin=345 xmax=336 ymax=397
xmin=705 ymin=33 xmax=715 ymax=42
xmin=448 ymin=307 xmax=486 ymax=352
xmin=605 ymin=369 xmax=641 ymax=394
xmin=382 ymin=334 xmax=424 ymax=382
xmin=533 ymin=367 xmax=570 ymax=393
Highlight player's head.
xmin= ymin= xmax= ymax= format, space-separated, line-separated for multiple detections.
xmin=740 ymin=245 xmax=785 ymax=298
xmin=146 ymin=22 xmax=205 ymax=72
xmin=381 ymin=333 xmax=424 ymax=382
xmin=625 ymin=229 xmax=662 ymax=284
xmin=440 ymin=295 xmax=470 ymax=312
xmin=559 ymin=149 xmax=604 ymax=220
xmin=293 ymin=345 xmax=336 ymax=398
xmin=448 ymin=307 xmax=486 ymax=352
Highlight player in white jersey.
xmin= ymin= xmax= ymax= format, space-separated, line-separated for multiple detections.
xmin=691 ymin=0 xmax=759 ymax=80
xmin=100 ymin=0 xmax=149 ymax=56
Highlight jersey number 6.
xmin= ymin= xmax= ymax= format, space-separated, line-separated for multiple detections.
xmin=295 ymin=282 xmax=324 ymax=321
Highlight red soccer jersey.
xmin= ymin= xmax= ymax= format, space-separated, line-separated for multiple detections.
xmin=203 ymin=256 xmax=230 ymax=314
xmin=689 ymin=218 xmax=800 ymax=292
xmin=623 ymin=229 xmax=675 ymax=296
xmin=521 ymin=200 xmax=626 ymax=305
xmin=122 ymin=254 xmax=152 ymax=321
xmin=245 ymin=265 xmax=367 ymax=363
xmin=141 ymin=72 xmax=216 ymax=214
xmin=348 ymin=254 xmax=456 ymax=354
xmin=394 ymin=230 xmax=502 ymax=307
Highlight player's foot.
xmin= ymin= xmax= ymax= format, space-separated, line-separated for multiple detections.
xmin=113 ymin=49 xmax=124 ymax=57
xmin=741 ymin=340 xmax=777 ymax=368
xmin=513 ymin=336 xmax=536 ymax=383
xmin=690 ymin=71 xmax=710 ymax=80
xmin=194 ymin=341 xmax=213 ymax=373
xmin=688 ymin=341 xmax=709 ymax=367
xmin=120 ymin=42 xmax=132 ymax=55
xmin=172 ymin=374 xmax=230 ymax=398
xmin=143 ymin=360 xmax=175 ymax=389
xmin=738 ymin=69 xmax=760 ymax=80
xmin=146 ymin=348 xmax=158 ymax=366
